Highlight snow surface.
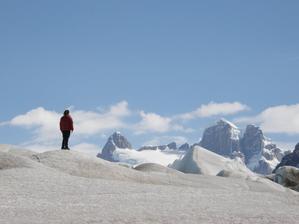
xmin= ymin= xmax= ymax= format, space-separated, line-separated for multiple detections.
xmin=218 ymin=118 xmax=239 ymax=130
xmin=171 ymin=146 xmax=255 ymax=179
xmin=1 ymin=145 xmax=299 ymax=224
xmin=112 ymin=147 xmax=184 ymax=167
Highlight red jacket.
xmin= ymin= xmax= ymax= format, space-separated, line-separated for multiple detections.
xmin=60 ymin=115 xmax=74 ymax=131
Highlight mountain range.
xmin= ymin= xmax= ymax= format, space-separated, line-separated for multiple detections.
xmin=97 ymin=119 xmax=291 ymax=175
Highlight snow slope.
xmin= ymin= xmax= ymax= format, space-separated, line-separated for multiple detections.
xmin=1 ymin=145 xmax=299 ymax=224
xmin=112 ymin=147 xmax=184 ymax=166
xmin=171 ymin=146 xmax=256 ymax=178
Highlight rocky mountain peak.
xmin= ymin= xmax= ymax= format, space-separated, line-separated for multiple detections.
xmin=199 ymin=119 xmax=241 ymax=156
xmin=198 ymin=120 xmax=284 ymax=174
xmin=97 ymin=132 xmax=132 ymax=161
xmin=217 ymin=118 xmax=239 ymax=129
xmin=167 ymin=142 xmax=177 ymax=150
xmin=178 ymin=143 xmax=190 ymax=151
xmin=241 ymin=124 xmax=265 ymax=163
xmin=110 ymin=132 xmax=132 ymax=149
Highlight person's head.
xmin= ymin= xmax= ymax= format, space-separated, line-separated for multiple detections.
xmin=294 ymin=143 xmax=299 ymax=155
xmin=64 ymin=110 xmax=70 ymax=116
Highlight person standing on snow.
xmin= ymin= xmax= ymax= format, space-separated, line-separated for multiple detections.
xmin=60 ymin=110 xmax=74 ymax=150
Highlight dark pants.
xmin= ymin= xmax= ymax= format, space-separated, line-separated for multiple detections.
xmin=61 ymin=131 xmax=71 ymax=149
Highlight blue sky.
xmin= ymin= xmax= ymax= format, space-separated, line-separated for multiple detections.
xmin=0 ymin=1 xmax=299 ymax=152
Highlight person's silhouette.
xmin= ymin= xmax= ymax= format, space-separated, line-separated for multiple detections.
xmin=60 ymin=110 xmax=74 ymax=150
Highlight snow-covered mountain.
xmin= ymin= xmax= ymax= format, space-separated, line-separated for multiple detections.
xmin=97 ymin=132 xmax=183 ymax=166
xmin=178 ymin=143 xmax=190 ymax=151
xmin=200 ymin=119 xmax=241 ymax=156
xmin=98 ymin=121 xmax=286 ymax=174
xmin=241 ymin=124 xmax=284 ymax=174
xmin=97 ymin=132 xmax=132 ymax=161
xmin=199 ymin=120 xmax=285 ymax=174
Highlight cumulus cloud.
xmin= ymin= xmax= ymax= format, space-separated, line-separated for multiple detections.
xmin=73 ymin=101 xmax=130 ymax=136
xmin=134 ymin=111 xmax=172 ymax=134
xmin=235 ymin=104 xmax=299 ymax=134
xmin=1 ymin=100 xmax=250 ymax=150
xmin=132 ymin=102 xmax=248 ymax=134
xmin=3 ymin=101 xmax=131 ymax=143
xmin=133 ymin=111 xmax=191 ymax=134
xmin=9 ymin=107 xmax=61 ymax=142
xmin=177 ymin=102 xmax=249 ymax=120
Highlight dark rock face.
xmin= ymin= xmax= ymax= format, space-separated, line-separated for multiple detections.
xmin=241 ymin=125 xmax=265 ymax=164
xmin=158 ymin=145 xmax=167 ymax=150
xmin=110 ymin=132 xmax=132 ymax=149
xmin=178 ymin=143 xmax=190 ymax=151
xmin=274 ymin=166 xmax=299 ymax=192
xmin=167 ymin=142 xmax=177 ymax=150
xmin=97 ymin=132 xmax=132 ymax=161
xmin=199 ymin=120 xmax=284 ymax=175
xmin=273 ymin=150 xmax=299 ymax=173
xmin=240 ymin=125 xmax=285 ymax=175
xmin=199 ymin=119 xmax=241 ymax=156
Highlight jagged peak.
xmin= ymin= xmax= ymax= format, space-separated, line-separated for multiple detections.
xmin=112 ymin=131 xmax=122 ymax=136
xmin=217 ymin=118 xmax=239 ymax=129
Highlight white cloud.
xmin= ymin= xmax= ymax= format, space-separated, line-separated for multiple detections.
xmin=1 ymin=100 xmax=250 ymax=149
xmin=4 ymin=101 xmax=131 ymax=143
xmin=134 ymin=111 xmax=172 ymax=133
xmin=177 ymin=102 xmax=249 ymax=120
xmin=72 ymin=101 xmax=130 ymax=136
xmin=133 ymin=111 xmax=191 ymax=134
xmin=9 ymin=107 xmax=61 ymax=142
xmin=235 ymin=104 xmax=299 ymax=134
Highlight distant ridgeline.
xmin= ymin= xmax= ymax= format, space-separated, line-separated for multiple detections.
xmin=97 ymin=120 xmax=290 ymax=175
xmin=198 ymin=119 xmax=288 ymax=175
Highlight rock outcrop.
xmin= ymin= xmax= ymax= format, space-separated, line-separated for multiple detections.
xmin=241 ymin=125 xmax=283 ymax=174
xmin=241 ymin=125 xmax=265 ymax=163
xmin=273 ymin=148 xmax=299 ymax=173
xmin=167 ymin=142 xmax=177 ymax=150
xmin=199 ymin=119 xmax=241 ymax=156
xmin=274 ymin=166 xmax=299 ymax=191
xmin=199 ymin=120 xmax=284 ymax=175
xmin=178 ymin=143 xmax=190 ymax=151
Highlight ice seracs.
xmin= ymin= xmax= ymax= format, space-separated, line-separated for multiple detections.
xmin=171 ymin=145 xmax=254 ymax=178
